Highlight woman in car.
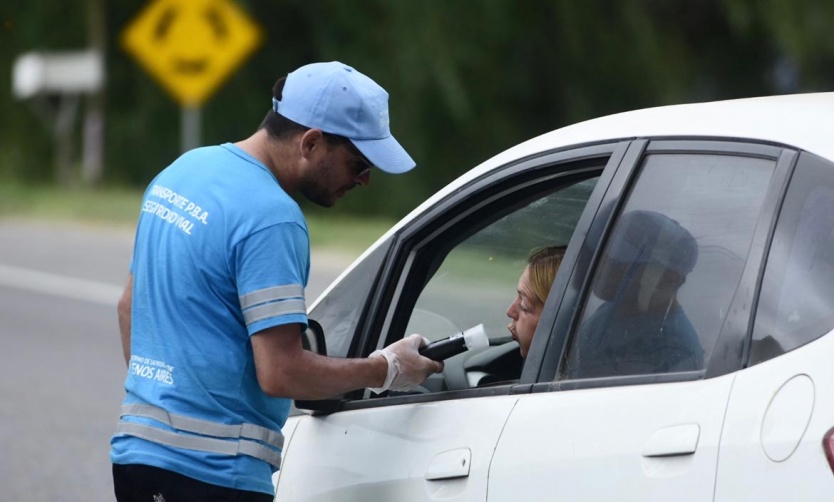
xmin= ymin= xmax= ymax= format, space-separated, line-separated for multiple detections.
xmin=506 ymin=245 xmax=567 ymax=358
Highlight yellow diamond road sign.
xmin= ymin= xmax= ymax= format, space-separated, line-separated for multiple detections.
xmin=121 ymin=0 xmax=263 ymax=106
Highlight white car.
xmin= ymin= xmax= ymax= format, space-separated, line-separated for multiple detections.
xmin=275 ymin=92 xmax=834 ymax=501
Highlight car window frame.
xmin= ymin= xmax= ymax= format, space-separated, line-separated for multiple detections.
xmin=746 ymin=151 xmax=834 ymax=367
xmin=333 ymin=141 xmax=631 ymax=412
xmin=527 ymin=138 xmax=798 ymax=394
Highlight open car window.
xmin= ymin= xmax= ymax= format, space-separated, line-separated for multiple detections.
xmin=383 ymin=167 xmax=603 ymax=395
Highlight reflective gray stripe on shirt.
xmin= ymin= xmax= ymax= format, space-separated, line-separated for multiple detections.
xmin=121 ymin=404 xmax=284 ymax=450
xmin=113 ymin=422 xmax=282 ymax=468
xmin=242 ymin=299 xmax=306 ymax=326
xmin=239 ymin=285 xmax=304 ymax=310
xmin=118 ymin=404 xmax=284 ymax=467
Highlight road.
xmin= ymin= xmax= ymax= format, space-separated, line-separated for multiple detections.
xmin=0 ymin=220 xmax=355 ymax=500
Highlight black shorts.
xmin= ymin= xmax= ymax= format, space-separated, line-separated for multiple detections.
xmin=112 ymin=463 xmax=273 ymax=502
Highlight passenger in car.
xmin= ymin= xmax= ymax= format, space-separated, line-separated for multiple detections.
xmin=568 ymin=210 xmax=705 ymax=378
xmin=507 ymin=245 xmax=567 ymax=358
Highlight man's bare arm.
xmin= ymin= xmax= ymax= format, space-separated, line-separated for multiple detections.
xmin=251 ymin=324 xmax=441 ymax=400
xmin=118 ymin=274 xmax=133 ymax=366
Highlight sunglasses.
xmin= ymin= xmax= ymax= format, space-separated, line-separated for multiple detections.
xmin=349 ymin=148 xmax=373 ymax=178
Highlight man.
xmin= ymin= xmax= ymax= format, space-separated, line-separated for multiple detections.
xmin=568 ymin=210 xmax=704 ymax=379
xmin=111 ymin=61 xmax=442 ymax=501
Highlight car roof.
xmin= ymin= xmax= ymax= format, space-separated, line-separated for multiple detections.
xmin=508 ymin=91 xmax=834 ymax=163
xmin=311 ymin=92 xmax=834 ymax=307
xmin=413 ymin=92 xmax=834 ymax=221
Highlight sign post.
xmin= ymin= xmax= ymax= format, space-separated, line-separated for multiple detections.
xmin=12 ymin=50 xmax=105 ymax=184
xmin=121 ymin=0 xmax=263 ymax=151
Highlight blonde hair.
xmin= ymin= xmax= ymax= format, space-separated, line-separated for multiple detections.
xmin=527 ymin=246 xmax=567 ymax=309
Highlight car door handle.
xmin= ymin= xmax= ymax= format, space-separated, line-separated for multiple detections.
xmin=641 ymin=423 xmax=700 ymax=458
xmin=425 ymin=448 xmax=472 ymax=480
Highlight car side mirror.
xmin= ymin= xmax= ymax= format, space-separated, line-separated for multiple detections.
xmin=300 ymin=318 xmax=326 ymax=355
xmin=294 ymin=319 xmax=342 ymax=415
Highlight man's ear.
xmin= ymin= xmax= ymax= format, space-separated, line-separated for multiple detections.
xmin=299 ymin=129 xmax=325 ymax=160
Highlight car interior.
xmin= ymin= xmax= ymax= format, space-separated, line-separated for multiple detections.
xmin=385 ymin=174 xmax=602 ymax=394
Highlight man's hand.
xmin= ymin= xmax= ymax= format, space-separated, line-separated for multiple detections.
xmin=368 ymin=334 xmax=444 ymax=394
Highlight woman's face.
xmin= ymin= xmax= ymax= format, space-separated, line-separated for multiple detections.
xmin=506 ymin=266 xmax=542 ymax=358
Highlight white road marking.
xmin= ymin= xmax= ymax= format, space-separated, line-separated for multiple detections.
xmin=0 ymin=264 xmax=122 ymax=306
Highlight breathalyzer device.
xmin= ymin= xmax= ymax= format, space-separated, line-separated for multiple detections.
xmin=419 ymin=324 xmax=489 ymax=361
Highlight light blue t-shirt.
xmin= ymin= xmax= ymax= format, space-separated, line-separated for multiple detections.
xmin=110 ymin=143 xmax=309 ymax=495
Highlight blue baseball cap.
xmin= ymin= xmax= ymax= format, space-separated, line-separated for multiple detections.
xmin=272 ymin=61 xmax=415 ymax=174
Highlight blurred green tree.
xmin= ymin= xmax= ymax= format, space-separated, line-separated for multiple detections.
xmin=1 ymin=0 xmax=832 ymax=218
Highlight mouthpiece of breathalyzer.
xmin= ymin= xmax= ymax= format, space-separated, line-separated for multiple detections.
xmin=419 ymin=324 xmax=489 ymax=361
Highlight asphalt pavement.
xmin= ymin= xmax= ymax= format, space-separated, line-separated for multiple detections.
xmin=0 ymin=219 xmax=355 ymax=500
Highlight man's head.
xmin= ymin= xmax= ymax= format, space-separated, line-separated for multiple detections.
xmin=265 ymin=62 xmax=414 ymax=172
xmin=259 ymin=61 xmax=414 ymax=206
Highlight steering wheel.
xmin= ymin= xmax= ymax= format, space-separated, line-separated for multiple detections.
xmin=442 ymin=341 xmax=523 ymax=390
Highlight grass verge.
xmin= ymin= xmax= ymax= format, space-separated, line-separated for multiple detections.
xmin=0 ymin=183 xmax=396 ymax=253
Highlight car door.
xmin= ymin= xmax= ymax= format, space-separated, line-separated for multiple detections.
xmin=488 ymin=140 xmax=793 ymax=501
xmin=273 ymin=142 xmax=627 ymax=501
xmin=715 ymin=151 xmax=834 ymax=500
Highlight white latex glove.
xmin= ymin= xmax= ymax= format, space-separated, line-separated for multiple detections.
xmin=368 ymin=334 xmax=444 ymax=394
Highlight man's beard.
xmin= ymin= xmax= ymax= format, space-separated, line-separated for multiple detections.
xmin=298 ymin=163 xmax=339 ymax=208
xmin=300 ymin=183 xmax=337 ymax=208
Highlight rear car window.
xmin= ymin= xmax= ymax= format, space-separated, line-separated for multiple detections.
xmin=750 ymin=153 xmax=834 ymax=365
xmin=564 ymin=153 xmax=776 ymax=379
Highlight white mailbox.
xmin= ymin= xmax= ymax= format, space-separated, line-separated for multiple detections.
xmin=13 ymin=50 xmax=104 ymax=99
